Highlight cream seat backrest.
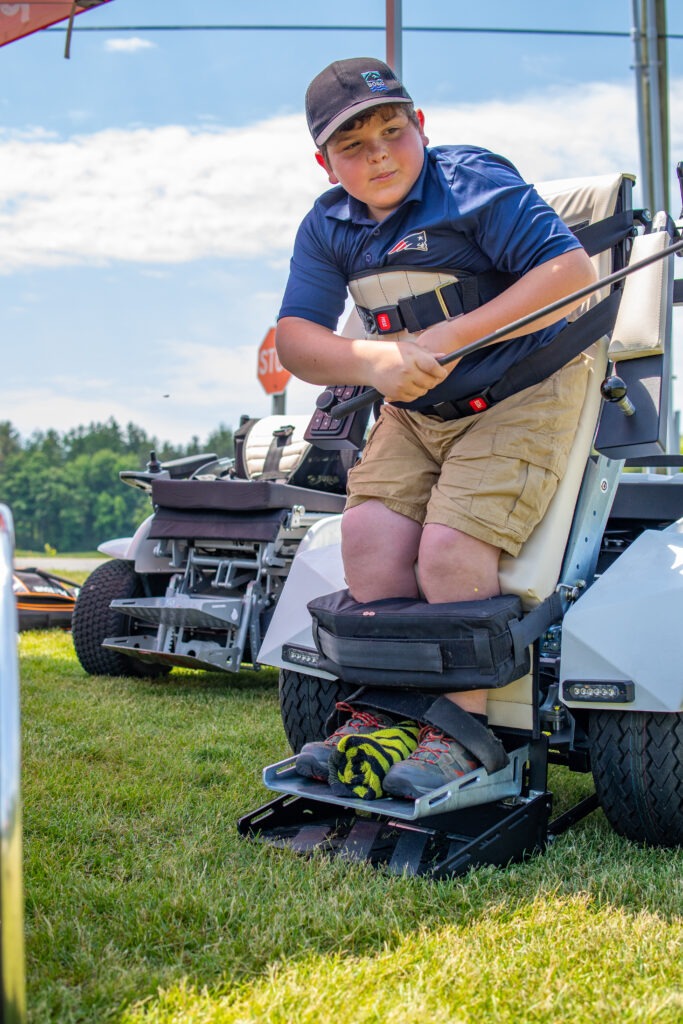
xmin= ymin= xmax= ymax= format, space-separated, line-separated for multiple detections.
xmin=493 ymin=172 xmax=629 ymax=727
xmin=498 ymin=172 xmax=628 ymax=609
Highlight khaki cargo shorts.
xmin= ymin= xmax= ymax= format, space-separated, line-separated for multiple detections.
xmin=345 ymin=355 xmax=591 ymax=557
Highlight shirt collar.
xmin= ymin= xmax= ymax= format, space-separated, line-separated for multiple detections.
xmin=324 ymin=149 xmax=429 ymax=225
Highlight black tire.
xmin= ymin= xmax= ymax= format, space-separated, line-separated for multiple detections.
xmin=588 ymin=710 xmax=683 ymax=847
xmin=278 ymin=669 xmax=353 ymax=753
xmin=71 ymin=559 xmax=171 ymax=679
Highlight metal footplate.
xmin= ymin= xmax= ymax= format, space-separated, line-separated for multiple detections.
xmin=239 ymin=744 xmax=556 ymax=878
xmin=102 ymin=586 xmax=266 ymax=672
xmin=110 ymin=594 xmax=244 ymax=629
xmin=262 ymin=745 xmax=529 ymax=820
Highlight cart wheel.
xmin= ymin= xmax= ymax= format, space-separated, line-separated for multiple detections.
xmin=278 ymin=669 xmax=353 ymax=753
xmin=71 ymin=559 xmax=171 ymax=678
xmin=588 ymin=710 xmax=683 ymax=847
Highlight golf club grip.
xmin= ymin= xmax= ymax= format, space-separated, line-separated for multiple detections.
xmin=329 ymin=350 xmax=453 ymax=418
xmin=329 ymin=347 xmax=456 ymax=418
xmin=330 ymin=386 xmax=381 ymax=418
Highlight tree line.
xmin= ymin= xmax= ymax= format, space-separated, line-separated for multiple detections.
xmin=0 ymin=418 xmax=234 ymax=553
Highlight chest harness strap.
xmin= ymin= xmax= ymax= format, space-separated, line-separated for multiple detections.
xmin=356 ymin=269 xmax=517 ymax=336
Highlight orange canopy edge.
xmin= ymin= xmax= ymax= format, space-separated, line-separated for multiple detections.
xmin=0 ymin=1 xmax=114 ymax=48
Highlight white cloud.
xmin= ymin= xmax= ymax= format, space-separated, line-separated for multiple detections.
xmin=425 ymin=82 xmax=642 ymax=184
xmin=2 ymin=78 xmax=680 ymax=276
xmin=0 ymin=115 xmax=321 ymax=272
xmin=104 ymin=37 xmax=156 ymax=53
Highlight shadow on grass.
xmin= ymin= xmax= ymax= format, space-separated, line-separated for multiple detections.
xmin=27 ymin=768 xmax=683 ymax=1024
xmin=21 ymin=649 xmax=279 ymax=697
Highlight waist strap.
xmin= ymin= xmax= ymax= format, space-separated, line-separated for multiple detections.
xmin=420 ymin=288 xmax=622 ymax=421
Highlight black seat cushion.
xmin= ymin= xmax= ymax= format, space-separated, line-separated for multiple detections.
xmin=150 ymin=478 xmax=346 ymax=515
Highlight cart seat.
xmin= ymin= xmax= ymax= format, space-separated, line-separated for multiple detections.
xmin=150 ymin=478 xmax=346 ymax=515
xmin=147 ymin=478 xmax=345 ymax=544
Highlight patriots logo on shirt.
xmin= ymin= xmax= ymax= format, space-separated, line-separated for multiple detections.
xmin=387 ymin=230 xmax=428 ymax=256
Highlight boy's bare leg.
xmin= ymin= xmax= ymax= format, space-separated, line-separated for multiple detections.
xmin=418 ymin=523 xmax=501 ymax=715
xmin=342 ymin=507 xmax=501 ymax=716
xmin=342 ymin=500 xmax=422 ymax=600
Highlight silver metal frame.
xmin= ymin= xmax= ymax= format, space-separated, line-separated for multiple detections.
xmin=0 ymin=504 xmax=27 ymax=1023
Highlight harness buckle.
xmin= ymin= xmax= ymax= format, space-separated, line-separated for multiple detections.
xmin=468 ymin=395 xmax=490 ymax=413
xmin=372 ymin=305 xmax=404 ymax=335
xmin=467 ymin=389 xmax=491 ymax=414
xmin=434 ymin=282 xmax=454 ymax=320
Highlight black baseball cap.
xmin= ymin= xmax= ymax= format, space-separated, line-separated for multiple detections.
xmin=305 ymin=57 xmax=413 ymax=148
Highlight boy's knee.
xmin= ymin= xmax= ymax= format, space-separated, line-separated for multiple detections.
xmin=419 ymin=524 xmax=467 ymax=570
xmin=418 ymin=524 xmax=501 ymax=602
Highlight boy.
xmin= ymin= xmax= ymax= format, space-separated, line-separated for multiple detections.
xmin=276 ymin=57 xmax=596 ymax=798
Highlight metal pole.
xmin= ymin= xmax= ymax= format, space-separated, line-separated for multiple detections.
xmin=645 ymin=0 xmax=667 ymax=213
xmin=631 ymin=0 xmax=652 ymax=211
xmin=385 ymin=0 xmax=402 ymax=78
xmin=271 ymin=392 xmax=286 ymax=415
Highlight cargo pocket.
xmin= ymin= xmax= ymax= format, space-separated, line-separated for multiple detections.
xmin=470 ymin=429 xmax=562 ymax=542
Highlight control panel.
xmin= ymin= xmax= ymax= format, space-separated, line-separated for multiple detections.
xmin=304 ymin=385 xmax=373 ymax=450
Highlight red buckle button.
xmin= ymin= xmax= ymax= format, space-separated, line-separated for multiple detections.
xmin=376 ymin=312 xmax=393 ymax=332
xmin=468 ymin=396 xmax=489 ymax=413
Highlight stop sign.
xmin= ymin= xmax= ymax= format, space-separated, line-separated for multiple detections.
xmin=257 ymin=327 xmax=291 ymax=395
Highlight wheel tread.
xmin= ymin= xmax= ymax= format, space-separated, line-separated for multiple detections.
xmin=279 ymin=669 xmax=352 ymax=753
xmin=589 ymin=710 xmax=683 ymax=847
xmin=71 ymin=559 xmax=169 ymax=679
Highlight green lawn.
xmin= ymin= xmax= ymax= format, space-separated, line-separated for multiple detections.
xmin=19 ymin=630 xmax=683 ymax=1023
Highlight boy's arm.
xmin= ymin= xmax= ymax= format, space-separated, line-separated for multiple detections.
xmin=417 ymin=248 xmax=597 ymax=360
xmin=276 ymin=317 xmax=449 ymax=403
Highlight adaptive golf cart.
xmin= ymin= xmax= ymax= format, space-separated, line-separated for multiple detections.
xmin=239 ymin=169 xmax=683 ymax=877
xmin=71 ymin=418 xmax=357 ymax=678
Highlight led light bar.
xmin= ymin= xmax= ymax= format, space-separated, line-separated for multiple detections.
xmin=282 ymin=644 xmax=322 ymax=669
xmin=562 ymin=680 xmax=635 ymax=703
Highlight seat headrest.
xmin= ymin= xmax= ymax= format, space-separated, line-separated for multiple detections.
xmin=242 ymin=415 xmax=312 ymax=480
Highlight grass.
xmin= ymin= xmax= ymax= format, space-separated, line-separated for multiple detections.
xmin=19 ymin=630 xmax=683 ymax=1023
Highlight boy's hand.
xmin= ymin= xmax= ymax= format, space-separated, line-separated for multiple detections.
xmin=275 ymin=317 xmax=450 ymax=401
xmin=369 ymin=340 xmax=449 ymax=403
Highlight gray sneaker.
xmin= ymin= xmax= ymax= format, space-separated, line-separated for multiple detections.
xmin=295 ymin=703 xmax=395 ymax=781
xmin=383 ymin=726 xmax=480 ymax=799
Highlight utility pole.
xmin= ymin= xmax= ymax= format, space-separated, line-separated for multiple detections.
xmin=385 ymin=0 xmax=402 ymax=77
xmin=631 ymin=0 xmax=670 ymax=214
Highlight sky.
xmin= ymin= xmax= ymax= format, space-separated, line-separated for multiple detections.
xmin=1 ymin=0 xmax=682 ymax=447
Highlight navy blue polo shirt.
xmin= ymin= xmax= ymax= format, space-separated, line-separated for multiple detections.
xmin=278 ymin=145 xmax=582 ymax=409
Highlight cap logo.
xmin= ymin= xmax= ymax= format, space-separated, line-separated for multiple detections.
xmin=361 ymin=70 xmax=389 ymax=93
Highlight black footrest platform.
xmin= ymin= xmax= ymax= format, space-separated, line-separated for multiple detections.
xmin=238 ymin=790 xmax=553 ymax=879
